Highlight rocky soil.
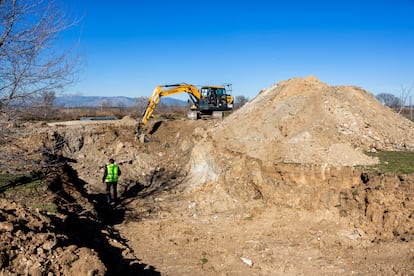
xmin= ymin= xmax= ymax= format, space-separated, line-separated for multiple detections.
xmin=1 ymin=76 xmax=414 ymax=275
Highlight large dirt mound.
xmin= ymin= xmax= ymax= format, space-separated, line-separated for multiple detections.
xmin=212 ymin=75 xmax=414 ymax=166
xmin=182 ymin=76 xmax=414 ymax=246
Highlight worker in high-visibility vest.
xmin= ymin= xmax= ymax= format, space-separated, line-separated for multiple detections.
xmin=102 ymin=158 xmax=121 ymax=204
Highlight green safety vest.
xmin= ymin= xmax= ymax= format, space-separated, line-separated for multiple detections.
xmin=105 ymin=164 xmax=119 ymax=182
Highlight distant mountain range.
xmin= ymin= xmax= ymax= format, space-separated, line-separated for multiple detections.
xmin=55 ymin=95 xmax=187 ymax=108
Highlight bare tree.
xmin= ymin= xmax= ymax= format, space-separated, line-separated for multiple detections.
xmin=0 ymin=0 xmax=79 ymax=171
xmin=100 ymin=100 xmax=111 ymax=113
xmin=0 ymin=0 xmax=79 ymax=111
xmin=39 ymin=90 xmax=56 ymax=119
xmin=136 ymin=96 xmax=150 ymax=115
xmin=398 ymin=84 xmax=414 ymax=114
xmin=234 ymin=95 xmax=249 ymax=109
xmin=376 ymin=93 xmax=401 ymax=108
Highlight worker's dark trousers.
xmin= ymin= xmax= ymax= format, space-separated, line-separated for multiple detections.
xmin=106 ymin=181 xmax=118 ymax=203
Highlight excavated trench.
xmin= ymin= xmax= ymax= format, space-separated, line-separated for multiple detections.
xmin=46 ymin=160 xmax=161 ymax=275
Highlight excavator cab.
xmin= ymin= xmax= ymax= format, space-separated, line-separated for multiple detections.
xmin=199 ymin=86 xmax=233 ymax=115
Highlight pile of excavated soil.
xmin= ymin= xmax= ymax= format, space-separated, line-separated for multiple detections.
xmin=0 ymin=198 xmax=106 ymax=275
xmin=183 ymin=75 xmax=414 ymax=215
xmin=211 ymin=75 xmax=414 ymax=167
xmin=181 ymin=76 xmax=414 ymax=248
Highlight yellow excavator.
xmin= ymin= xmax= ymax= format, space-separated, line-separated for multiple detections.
xmin=136 ymin=83 xmax=233 ymax=136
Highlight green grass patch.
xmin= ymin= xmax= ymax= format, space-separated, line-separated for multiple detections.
xmin=1 ymin=175 xmax=57 ymax=213
xmin=0 ymin=174 xmax=34 ymax=191
xmin=1 ymin=173 xmax=48 ymax=199
xmin=29 ymin=202 xmax=59 ymax=213
xmin=0 ymin=174 xmax=24 ymax=186
xmin=365 ymin=151 xmax=414 ymax=174
xmin=4 ymin=179 xmax=47 ymax=192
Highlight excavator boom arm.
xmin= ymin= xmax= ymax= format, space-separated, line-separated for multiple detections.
xmin=137 ymin=84 xmax=201 ymax=134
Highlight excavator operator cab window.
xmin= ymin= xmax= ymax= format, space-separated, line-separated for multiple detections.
xmin=201 ymin=87 xmax=215 ymax=104
xmin=201 ymin=87 xmax=228 ymax=106
xmin=216 ymin=88 xmax=225 ymax=97
xmin=208 ymin=88 xmax=217 ymax=104
xmin=201 ymin=87 xmax=209 ymax=99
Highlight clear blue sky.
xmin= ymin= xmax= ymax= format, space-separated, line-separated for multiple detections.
xmin=63 ymin=0 xmax=414 ymax=99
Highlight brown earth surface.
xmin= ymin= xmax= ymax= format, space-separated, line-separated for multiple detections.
xmin=1 ymin=76 xmax=414 ymax=275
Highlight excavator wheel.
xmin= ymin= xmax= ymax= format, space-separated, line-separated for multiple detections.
xmin=187 ymin=111 xmax=199 ymax=120
xmin=212 ymin=111 xmax=224 ymax=119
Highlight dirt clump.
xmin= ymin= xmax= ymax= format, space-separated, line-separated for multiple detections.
xmin=0 ymin=184 xmax=106 ymax=276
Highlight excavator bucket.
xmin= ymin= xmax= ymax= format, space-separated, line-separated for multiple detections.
xmin=136 ymin=123 xmax=150 ymax=143
xmin=138 ymin=133 xmax=147 ymax=143
xmin=136 ymin=124 xmax=142 ymax=135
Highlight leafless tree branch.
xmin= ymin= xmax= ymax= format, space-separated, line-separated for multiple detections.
xmin=0 ymin=0 xmax=80 ymax=111
xmin=398 ymin=83 xmax=414 ymax=114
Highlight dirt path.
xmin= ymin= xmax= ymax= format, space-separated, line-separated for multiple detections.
xmin=117 ymin=200 xmax=413 ymax=275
